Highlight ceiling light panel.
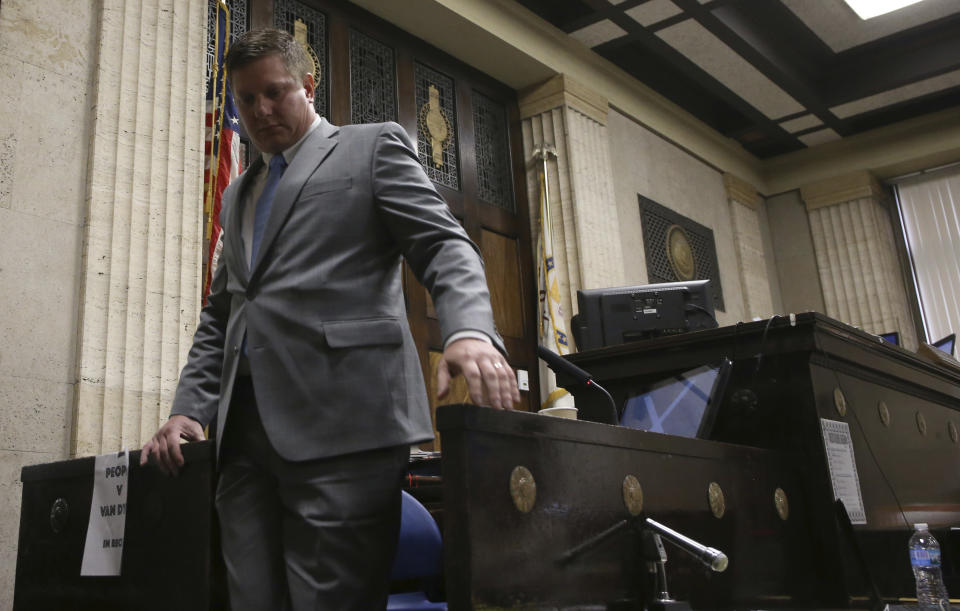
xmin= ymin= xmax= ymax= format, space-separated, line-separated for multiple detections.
xmin=843 ymin=0 xmax=924 ymax=19
xmin=782 ymin=0 xmax=960 ymax=52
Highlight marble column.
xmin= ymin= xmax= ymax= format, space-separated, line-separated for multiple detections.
xmin=519 ymin=74 xmax=624 ymax=322
xmin=0 ymin=0 xmax=106 ymax=602
xmin=724 ymin=173 xmax=773 ymax=320
xmin=519 ymin=74 xmax=622 ymax=408
xmin=802 ymin=171 xmax=918 ymax=348
xmin=74 ymin=0 xmax=207 ymax=456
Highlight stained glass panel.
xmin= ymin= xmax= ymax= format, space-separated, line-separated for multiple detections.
xmin=472 ymin=90 xmax=514 ymax=211
xmin=349 ymin=29 xmax=397 ymax=125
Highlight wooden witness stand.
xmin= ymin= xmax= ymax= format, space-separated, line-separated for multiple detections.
xmin=439 ymin=313 xmax=960 ymax=609
xmin=14 ymin=314 xmax=960 ymax=609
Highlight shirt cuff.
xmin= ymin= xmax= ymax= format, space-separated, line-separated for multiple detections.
xmin=443 ymin=330 xmax=493 ymax=350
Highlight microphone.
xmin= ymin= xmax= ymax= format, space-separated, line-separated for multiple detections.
xmin=644 ymin=517 xmax=728 ymax=572
xmin=536 ymin=345 xmax=619 ymax=424
xmin=536 ymin=345 xmax=593 ymax=384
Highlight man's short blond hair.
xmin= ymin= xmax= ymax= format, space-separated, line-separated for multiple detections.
xmin=225 ymin=27 xmax=316 ymax=83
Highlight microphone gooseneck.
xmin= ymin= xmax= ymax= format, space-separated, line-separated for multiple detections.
xmin=645 ymin=517 xmax=728 ymax=572
xmin=536 ymin=345 xmax=592 ymax=383
xmin=536 ymin=345 xmax=619 ymax=424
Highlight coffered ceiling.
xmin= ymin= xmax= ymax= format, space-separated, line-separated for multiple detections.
xmin=510 ymin=0 xmax=960 ymax=159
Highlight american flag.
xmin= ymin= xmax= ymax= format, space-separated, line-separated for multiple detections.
xmin=203 ymin=1 xmax=242 ymax=302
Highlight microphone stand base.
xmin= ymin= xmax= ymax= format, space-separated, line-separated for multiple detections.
xmin=648 ymin=599 xmax=693 ymax=611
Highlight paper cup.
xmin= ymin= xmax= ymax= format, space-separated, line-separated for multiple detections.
xmin=538 ymin=406 xmax=578 ymax=419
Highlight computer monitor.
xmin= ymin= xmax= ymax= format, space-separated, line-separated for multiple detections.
xmin=571 ymin=280 xmax=718 ymax=352
xmin=620 ymin=358 xmax=732 ymax=440
xmin=933 ymin=333 xmax=956 ymax=357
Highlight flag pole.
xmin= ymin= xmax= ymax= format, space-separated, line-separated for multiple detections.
xmin=533 ymin=143 xmax=574 ymax=411
xmin=534 ymin=144 xmax=556 ymax=237
xmin=533 ymin=143 xmax=559 ymax=348
xmin=205 ymin=0 xmax=231 ymax=241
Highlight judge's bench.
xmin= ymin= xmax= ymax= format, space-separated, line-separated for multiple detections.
xmin=13 ymin=313 xmax=960 ymax=610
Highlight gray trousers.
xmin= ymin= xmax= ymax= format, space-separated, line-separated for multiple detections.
xmin=216 ymin=376 xmax=408 ymax=611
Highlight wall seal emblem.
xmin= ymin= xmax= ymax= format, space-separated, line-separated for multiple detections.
xmin=665 ymin=224 xmax=696 ymax=281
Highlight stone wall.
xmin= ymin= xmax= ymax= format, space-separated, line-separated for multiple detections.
xmin=0 ymin=1 xmax=99 ymax=604
xmin=607 ymin=109 xmax=752 ymax=326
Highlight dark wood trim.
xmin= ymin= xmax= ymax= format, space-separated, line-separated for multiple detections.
xmin=250 ymin=0 xmax=272 ymax=29
xmin=326 ymin=14 xmax=350 ymax=125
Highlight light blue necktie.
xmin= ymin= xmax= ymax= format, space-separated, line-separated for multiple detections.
xmin=243 ymin=154 xmax=287 ymax=358
xmin=250 ymin=154 xmax=288 ymax=266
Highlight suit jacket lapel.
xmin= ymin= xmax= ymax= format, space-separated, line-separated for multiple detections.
xmin=224 ymin=156 xmax=263 ymax=285
xmin=249 ymin=119 xmax=340 ymax=279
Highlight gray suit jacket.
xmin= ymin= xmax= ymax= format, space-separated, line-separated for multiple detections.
xmin=171 ymin=119 xmax=503 ymax=461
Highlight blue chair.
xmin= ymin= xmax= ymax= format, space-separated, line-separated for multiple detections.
xmin=388 ymin=491 xmax=447 ymax=610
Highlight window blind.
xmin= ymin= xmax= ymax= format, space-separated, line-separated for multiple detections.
xmin=894 ymin=165 xmax=960 ymax=345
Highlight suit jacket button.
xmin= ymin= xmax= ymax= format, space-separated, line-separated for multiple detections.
xmin=233 ymin=346 xmax=239 ymax=354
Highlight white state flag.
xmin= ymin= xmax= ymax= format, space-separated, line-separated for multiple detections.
xmin=537 ymin=168 xmax=575 ymax=411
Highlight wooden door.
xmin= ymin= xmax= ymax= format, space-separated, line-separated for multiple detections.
xmin=245 ymin=0 xmax=539 ymax=443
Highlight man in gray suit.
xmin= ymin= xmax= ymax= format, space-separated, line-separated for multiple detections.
xmin=141 ymin=28 xmax=518 ymax=610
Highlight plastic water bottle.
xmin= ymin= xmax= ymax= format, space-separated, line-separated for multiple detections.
xmin=910 ymin=523 xmax=950 ymax=610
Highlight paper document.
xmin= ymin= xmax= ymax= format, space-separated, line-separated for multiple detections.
xmin=820 ymin=419 xmax=866 ymax=524
xmin=80 ymin=449 xmax=130 ymax=576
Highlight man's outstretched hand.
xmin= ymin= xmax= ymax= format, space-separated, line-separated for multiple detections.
xmin=437 ymin=338 xmax=519 ymax=410
xmin=139 ymin=414 xmax=205 ymax=476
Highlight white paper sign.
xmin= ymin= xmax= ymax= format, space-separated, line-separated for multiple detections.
xmin=820 ymin=419 xmax=867 ymax=524
xmin=80 ymin=449 xmax=130 ymax=576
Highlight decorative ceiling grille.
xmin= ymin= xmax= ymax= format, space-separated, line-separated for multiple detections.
xmin=638 ymin=195 xmax=725 ymax=311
